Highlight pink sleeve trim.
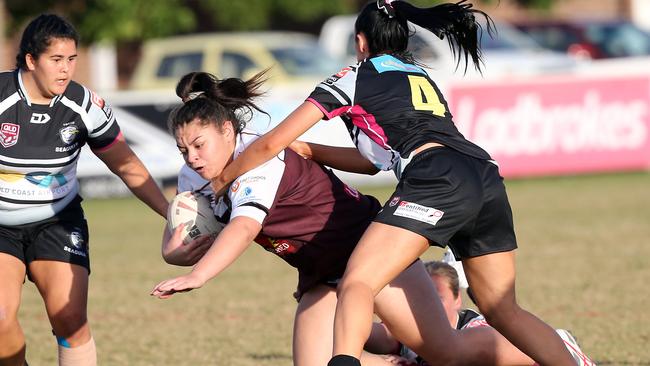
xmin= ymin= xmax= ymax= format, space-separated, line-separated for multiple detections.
xmin=92 ymin=131 xmax=123 ymax=153
xmin=306 ymin=98 xmax=332 ymax=119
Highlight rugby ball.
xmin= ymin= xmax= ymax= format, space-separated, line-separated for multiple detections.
xmin=167 ymin=191 xmax=224 ymax=244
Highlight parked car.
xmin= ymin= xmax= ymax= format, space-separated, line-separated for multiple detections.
xmin=130 ymin=32 xmax=343 ymax=90
xmin=77 ymin=106 xmax=184 ymax=197
xmin=513 ymin=19 xmax=650 ymax=59
xmin=319 ymin=15 xmax=577 ymax=82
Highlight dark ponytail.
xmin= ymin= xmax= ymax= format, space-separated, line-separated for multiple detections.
xmin=169 ymin=70 xmax=269 ymax=134
xmin=357 ymin=0 xmax=494 ymax=72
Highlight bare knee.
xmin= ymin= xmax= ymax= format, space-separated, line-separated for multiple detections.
xmin=337 ymin=274 xmax=372 ymax=297
xmin=50 ymin=309 xmax=89 ymax=342
xmin=478 ymin=299 xmax=522 ymax=330
xmin=416 ymin=336 xmax=475 ymax=366
xmin=0 ymin=306 xmax=20 ymax=336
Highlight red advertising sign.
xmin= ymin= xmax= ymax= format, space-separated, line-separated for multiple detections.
xmin=448 ymin=75 xmax=650 ymax=177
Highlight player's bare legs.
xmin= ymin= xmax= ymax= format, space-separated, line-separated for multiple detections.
xmin=373 ymin=259 xmax=507 ymax=365
xmin=293 ymin=284 xmax=398 ymax=366
xmin=293 ymin=285 xmax=337 ymax=366
xmin=463 ymin=251 xmax=577 ymax=366
xmin=0 ymin=254 xmax=27 ymax=366
xmin=29 ymin=260 xmax=95 ymax=366
xmin=333 ymin=222 xmax=488 ymax=365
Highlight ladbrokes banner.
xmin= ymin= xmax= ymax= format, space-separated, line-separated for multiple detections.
xmin=448 ymin=75 xmax=650 ymax=177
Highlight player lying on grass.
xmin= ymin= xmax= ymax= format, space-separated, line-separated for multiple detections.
xmin=150 ymin=71 xmax=496 ymax=366
xmin=364 ymin=260 xmax=596 ymax=366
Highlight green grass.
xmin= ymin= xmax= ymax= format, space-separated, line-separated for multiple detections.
xmin=18 ymin=172 xmax=650 ymax=365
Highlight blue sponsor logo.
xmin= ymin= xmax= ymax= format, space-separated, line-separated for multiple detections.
xmin=371 ymin=55 xmax=426 ymax=75
xmin=25 ymin=172 xmax=68 ymax=187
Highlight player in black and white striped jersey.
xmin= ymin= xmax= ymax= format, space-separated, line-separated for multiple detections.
xmin=0 ymin=14 xmax=168 ymax=366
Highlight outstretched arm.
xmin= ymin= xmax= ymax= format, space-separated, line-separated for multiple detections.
xmin=290 ymin=141 xmax=379 ymax=175
xmin=151 ymin=216 xmax=262 ymax=298
xmin=211 ymin=101 xmax=324 ymax=194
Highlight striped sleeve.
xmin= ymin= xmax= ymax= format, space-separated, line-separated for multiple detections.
xmin=84 ymin=89 xmax=121 ymax=150
xmin=306 ymin=64 xmax=358 ymax=120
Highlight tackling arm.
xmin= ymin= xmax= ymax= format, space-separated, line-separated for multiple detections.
xmin=290 ymin=141 xmax=379 ymax=175
xmin=211 ymin=101 xmax=323 ymax=194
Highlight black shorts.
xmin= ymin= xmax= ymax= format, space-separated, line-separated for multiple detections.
xmin=0 ymin=196 xmax=91 ymax=274
xmin=374 ymin=147 xmax=517 ymax=259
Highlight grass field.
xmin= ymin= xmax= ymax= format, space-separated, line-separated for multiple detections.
xmin=18 ymin=172 xmax=650 ymax=365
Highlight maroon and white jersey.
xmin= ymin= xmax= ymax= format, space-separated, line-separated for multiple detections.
xmin=177 ymin=130 xmax=381 ymax=294
xmin=0 ymin=70 xmax=120 ymax=225
xmin=307 ymin=54 xmax=492 ymax=178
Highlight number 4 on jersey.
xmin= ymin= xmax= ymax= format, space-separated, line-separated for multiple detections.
xmin=408 ymin=75 xmax=446 ymax=117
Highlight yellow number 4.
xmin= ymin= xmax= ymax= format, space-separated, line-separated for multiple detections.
xmin=408 ymin=75 xmax=445 ymax=117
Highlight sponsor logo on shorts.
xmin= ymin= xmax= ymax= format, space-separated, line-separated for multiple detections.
xmin=389 ymin=196 xmax=400 ymax=207
xmin=393 ymin=201 xmax=444 ymax=226
xmin=0 ymin=123 xmax=20 ymax=148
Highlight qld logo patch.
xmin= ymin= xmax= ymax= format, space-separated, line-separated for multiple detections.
xmin=393 ymin=201 xmax=444 ymax=226
xmin=0 ymin=123 xmax=20 ymax=148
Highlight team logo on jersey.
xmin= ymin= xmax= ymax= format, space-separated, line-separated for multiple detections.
xmin=230 ymin=180 xmax=241 ymax=193
xmin=389 ymin=196 xmax=400 ymax=207
xmin=59 ymin=126 xmax=79 ymax=144
xmin=30 ymin=112 xmax=51 ymax=124
xmin=0 ymin=123 xmax=20 ymax=148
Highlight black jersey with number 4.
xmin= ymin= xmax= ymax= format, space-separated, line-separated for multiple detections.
xmin=0 ymin=70 xmax=121 ymax=225
xmin=307 ymin=55 xmax=491 ymax=178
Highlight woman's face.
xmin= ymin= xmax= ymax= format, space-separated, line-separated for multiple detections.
xmin=175 ymin=119 xmax=235 ymax=180
xmin=431 ymin=274 xmax=462 ymax=328
xmin=25 ymin=37 xmax=77 ymax=102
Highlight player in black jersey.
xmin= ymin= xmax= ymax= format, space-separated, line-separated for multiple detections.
xmin=210 ymin=1 xmax=581 ymax=366
xmin=0 ymin=14 xmax=168 ymax=366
